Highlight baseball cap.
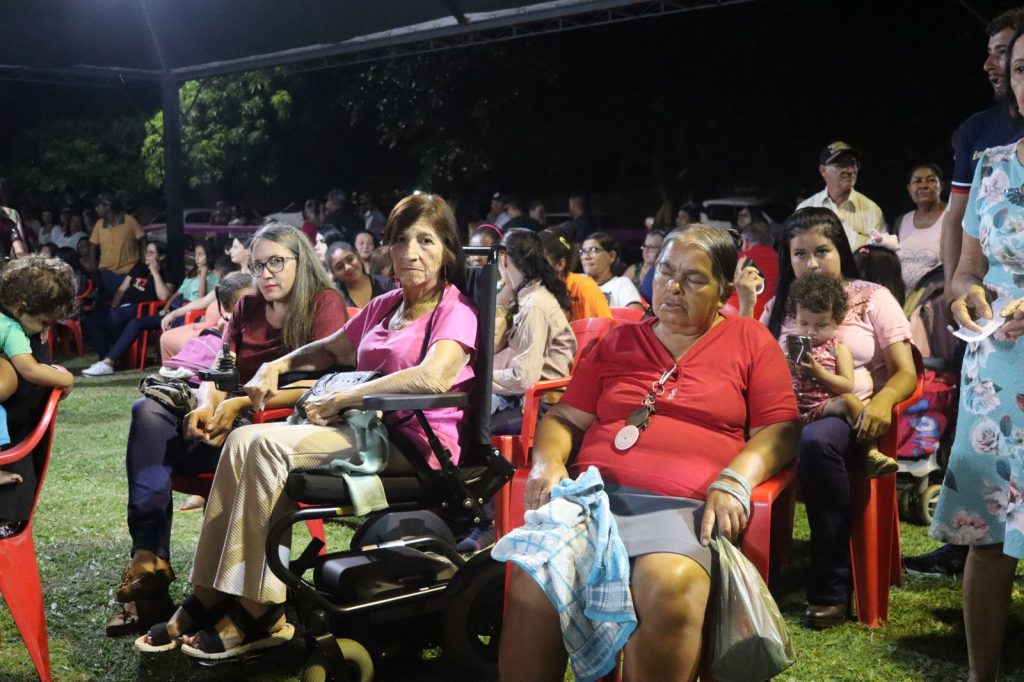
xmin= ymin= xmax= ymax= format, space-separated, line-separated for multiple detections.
xmin=819 ymin=141 xmax=862 ymax=166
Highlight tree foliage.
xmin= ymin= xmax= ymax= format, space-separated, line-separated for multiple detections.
xmin=142 ymin=72 xmax=292 ymax=195
xmin=3 ymin=116 xmax=149 ymax=209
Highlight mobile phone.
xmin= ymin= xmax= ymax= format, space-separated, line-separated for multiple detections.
xmin=742 ymin=257 xmax=766 ymax=295
xmin=786 ymin=335 xmax=812 ymax=364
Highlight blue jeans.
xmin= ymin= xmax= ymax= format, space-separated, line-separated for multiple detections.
xmin=125 ymin=397 xmax=221 ymax=559
xmin=798 ymin=416 xmax=859 ymax=605
xmin=83 ymin=305 xmax=161 ymax=363
xmin=96 ymin=269 xmax=127 ymax=308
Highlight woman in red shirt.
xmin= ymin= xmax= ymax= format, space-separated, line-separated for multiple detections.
xmin=502 ymin=225 xmax=800 ymax=681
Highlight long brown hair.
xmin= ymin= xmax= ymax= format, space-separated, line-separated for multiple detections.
xmin=250 ymin=223 xmax=338 ymax=351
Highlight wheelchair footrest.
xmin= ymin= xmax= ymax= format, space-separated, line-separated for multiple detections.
xmin=313 ymin=545 xmax=458 ymax=603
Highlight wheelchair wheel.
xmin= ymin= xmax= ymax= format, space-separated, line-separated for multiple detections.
xmin=300 ymin=638 xmax=374 ymax=682
xmin=918 ymin=484 xmax=942 ymax=526
xmin=442 ymin=559 xmax=505 ymax=679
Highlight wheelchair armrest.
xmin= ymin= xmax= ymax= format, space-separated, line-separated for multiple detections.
xmin=362 ymin=391 xmax=468 ymax=411
xmin=278 ymin=369 xmax=338 ymax=386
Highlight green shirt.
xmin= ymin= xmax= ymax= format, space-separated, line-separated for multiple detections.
xmin=0 ymin=311 xmax=32 ymax=358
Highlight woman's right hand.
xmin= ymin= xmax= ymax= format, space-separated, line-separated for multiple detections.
xmin=183 ymin=404 xmax=215 ymax=441
xmin=950 ymin=283 xmax=991 ymax=332
xmin=733 ymin=258 xmax=763 ymax=317
xmin=524 ymin=460 xmax=569 ymax=511
xmin=244 ymin=361 xmax=282 ymax=411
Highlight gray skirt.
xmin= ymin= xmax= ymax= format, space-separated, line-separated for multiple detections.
xmin=607 ymin=485 xmax=712 ymax=575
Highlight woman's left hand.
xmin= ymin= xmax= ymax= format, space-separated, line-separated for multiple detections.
xmin=700 ymin=487 xmax=749 ymax=546
xmin=854 ymin=395 xmax=894 ymax=441
xmin=303 ymin=391 xmax=348 ymax=426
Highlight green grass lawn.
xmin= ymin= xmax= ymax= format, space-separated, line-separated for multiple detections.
xmin=2 ymin=354 xmax=1024 ymax=681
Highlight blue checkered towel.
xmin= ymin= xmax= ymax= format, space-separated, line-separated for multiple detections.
xmin=492 ymin=466 xmax=635 ymax=682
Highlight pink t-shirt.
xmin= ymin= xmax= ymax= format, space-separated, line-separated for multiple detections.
xmin=763 ymin=279 xmax=912 ymax=400
xmin=343 ymin=285 xmax=478 ymax=467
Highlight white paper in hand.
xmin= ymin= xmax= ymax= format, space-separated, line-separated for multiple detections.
xmin=948 ymin=296 xmax=1011 ymax=342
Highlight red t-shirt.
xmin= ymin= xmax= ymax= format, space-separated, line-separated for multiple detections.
xmin=225 ymin=289 xmax=348 ymax=383
xmin=561 ymin=316 xmax=798 ymax=499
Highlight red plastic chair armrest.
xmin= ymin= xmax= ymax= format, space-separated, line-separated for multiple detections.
xmin=0 ymin=388 xmax=61 ymax=467
xmin=252 ymin=407 xmax=294 ymax=424
xmin=519 ymin=377 xmax=571 ymax=461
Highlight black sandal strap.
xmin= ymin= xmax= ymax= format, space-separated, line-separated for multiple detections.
xmin=192 ymin=602 xmax=285 ymax=653
xmin=196 ymin=627 xmax=227 ymax=654
xmin=146 ymin=622 xmax=172 ymax=646
xmin=179 ymin=594 xmax=233 ymax=632
xmin=226 ymin=603 xmax=284 ymax=644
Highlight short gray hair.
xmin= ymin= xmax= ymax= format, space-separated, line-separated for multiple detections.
xmin=659 ymin=224 xmax=738 ymax=302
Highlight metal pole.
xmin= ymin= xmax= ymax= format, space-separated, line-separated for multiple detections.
xmin=161 ymin=78 xmax=185 ymax=284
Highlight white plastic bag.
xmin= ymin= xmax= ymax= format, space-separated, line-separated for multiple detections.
xmin=710 ymin=536 xmax=795 ymax=682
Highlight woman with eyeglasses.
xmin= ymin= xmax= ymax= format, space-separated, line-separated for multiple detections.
xmin=137 ymin=194 xmax=478 ymax=661
xmin=580 ymin=232 xmax=646 ymax=311
xmin=325 ymin=240 xmax=395 ymax=308
xmin=623 ymin=230 xmax=665 ymax=292
xmin=501 ymin=226 xmax=799 ymax=680
xmin=106 ymin=224 xmax=347 ymax=639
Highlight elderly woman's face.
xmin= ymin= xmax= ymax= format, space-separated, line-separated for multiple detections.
xmin=789 ymin=229 xmax=842 ymax=279
xmin=390 ymin=221 xmax=446 ymax=289
xmin=652 ymin=240 xmax=723 ymax=332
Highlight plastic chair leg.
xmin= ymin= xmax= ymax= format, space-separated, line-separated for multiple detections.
xmin=0 ymin=526 xmax=52 ymax=682
xmin=848 ymin=472 xmax=901 ymax=627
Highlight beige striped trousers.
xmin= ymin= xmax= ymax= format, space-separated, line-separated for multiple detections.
xmin=189 ymin=421 xmax=357 ymax=604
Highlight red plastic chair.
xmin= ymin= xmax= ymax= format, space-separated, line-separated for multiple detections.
xmin=517 ymin=317 xmax=616 ymax=458
xmin=0 ymin=386 xmax=63 ymax=682
xmin=182 ymin=309 xmax=205 ymax=325
xmin=47 ymin=318 xmax=84 ymax=358
xmin=128 ymin=300 xmax=167 ymax=370
xmin=609 ymin=306 xmax=645 ymax=323
xmin=846 ymin=347 xmax=926 ymax=627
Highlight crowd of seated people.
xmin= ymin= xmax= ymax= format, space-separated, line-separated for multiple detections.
xmin=8 ymin=30 xmax=1024 ymax=674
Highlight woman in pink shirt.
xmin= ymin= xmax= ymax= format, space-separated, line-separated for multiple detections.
xmin=140 ymin=194 xmax=478 ymax=661
xmin=752 ymin=207 xmax=916 ymax=628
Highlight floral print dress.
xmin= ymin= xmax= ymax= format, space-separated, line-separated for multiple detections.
xmin=931 ymin=142 xmax=1024 ymax=554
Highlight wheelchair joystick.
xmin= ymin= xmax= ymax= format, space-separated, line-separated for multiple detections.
xmin=198 ymin=341 xmax=241 ymax=394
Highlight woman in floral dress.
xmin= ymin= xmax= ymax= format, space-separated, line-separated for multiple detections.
xmin=929 ymin=29 xmax=1024 ymax=681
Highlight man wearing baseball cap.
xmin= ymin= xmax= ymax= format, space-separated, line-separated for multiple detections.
xmin=796 ymin=141 xmax=885 ymax=249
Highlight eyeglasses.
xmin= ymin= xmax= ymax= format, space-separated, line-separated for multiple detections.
xmin=578 ymin=247 xmax=606 ymax=257
xmin=248 ymin=255 xmax=297 ymax=275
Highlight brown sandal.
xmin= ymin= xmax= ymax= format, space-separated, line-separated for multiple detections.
xmin=116 ymin=562 xmax=175 ymax=603
xmin=106 ymin=593 xmax=175 ymax=637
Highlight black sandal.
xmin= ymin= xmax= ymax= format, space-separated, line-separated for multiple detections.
xmin=134 ymin=594 xmax=233 ymax=653
xmin=181 ymin=603 xmax=294 ymax=661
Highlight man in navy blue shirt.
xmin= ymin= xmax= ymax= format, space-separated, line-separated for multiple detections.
xmin=941 ymin=8 xmax=1024 ymax=297
xmin=907 ymin=6 xmax=1024 ymax=579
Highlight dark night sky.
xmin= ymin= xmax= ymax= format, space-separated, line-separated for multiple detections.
xmin=0 ymin=0 xmax=1019 ymax=222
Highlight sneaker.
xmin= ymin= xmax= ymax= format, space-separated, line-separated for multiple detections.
xmin=158 ymin=366 xmax=194 ymax=380
xmin=82 ymin=361 xmax=114 ymax=377
xmin=903 ymin=543 xmax=968 ymax=577
xmin=456 ymin=522 xmax=495 ymax=553
xmin=864 ymin=449 xmax=899 ymax=478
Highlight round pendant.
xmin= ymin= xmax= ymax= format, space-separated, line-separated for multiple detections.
xmin=614 ymin=425 xmax=640 ymax=452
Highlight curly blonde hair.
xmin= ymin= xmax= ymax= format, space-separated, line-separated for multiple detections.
xmin=0 ymin=255 xmax=77 ymax=320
